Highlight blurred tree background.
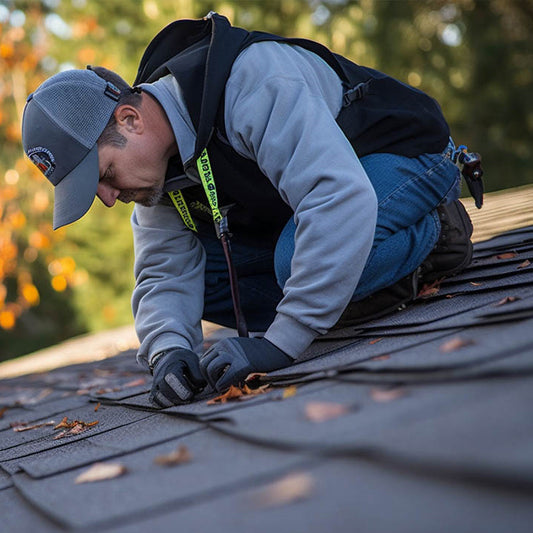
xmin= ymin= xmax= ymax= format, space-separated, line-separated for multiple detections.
xmin=0 ymin=0 xmax=531 ymax=361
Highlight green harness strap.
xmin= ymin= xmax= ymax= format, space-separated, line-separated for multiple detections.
xmin=167 ymin=148 xmax=248 ymax=337
xmin=168 ymin=190 xmax=197 ymax=232
xmin=168 ymin=148 xmax=223 ymax=234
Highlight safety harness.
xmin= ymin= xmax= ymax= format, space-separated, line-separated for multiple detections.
xmin=168 ymin=149 xmax=249 ymax=338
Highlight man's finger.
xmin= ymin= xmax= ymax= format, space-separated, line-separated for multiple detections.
xmin=204 ymin=354 xmax=232 ymax=389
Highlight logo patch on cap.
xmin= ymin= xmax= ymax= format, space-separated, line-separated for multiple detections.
xmin=27 ymin=147 xmax=56 ymax=178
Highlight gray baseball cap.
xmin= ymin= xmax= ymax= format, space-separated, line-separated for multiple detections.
xmin=22 ymin=69 xmax=121 ymax=229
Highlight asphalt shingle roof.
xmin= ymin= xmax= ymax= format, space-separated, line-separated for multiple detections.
xmin=1 ymin=221 xmax=533 ymax=532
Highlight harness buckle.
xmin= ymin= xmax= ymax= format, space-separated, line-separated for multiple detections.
xmin=342 ymin=81 xmax=370 ymax=107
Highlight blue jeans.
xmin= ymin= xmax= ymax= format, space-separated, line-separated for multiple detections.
xmin=275 ymin=139 xmax=461 ymax=300
xmin=200 ymin=141 xmax=460 ymax=329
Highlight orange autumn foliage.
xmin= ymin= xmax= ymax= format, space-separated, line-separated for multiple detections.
xmin=0 ymin=7 xmax=82 ymax=331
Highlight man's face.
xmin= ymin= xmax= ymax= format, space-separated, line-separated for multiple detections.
xmin=96 ymin=100 xmax=176 ymax=208
xmin=97 ymin=138 xmax=166 ymax=208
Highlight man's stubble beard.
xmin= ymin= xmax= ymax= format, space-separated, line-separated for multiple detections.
xmin=118 ymin=187 xmax=164 ymax=207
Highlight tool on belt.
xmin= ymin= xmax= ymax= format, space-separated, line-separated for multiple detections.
xmin=454 ymin=145 xmax=484 ymax=209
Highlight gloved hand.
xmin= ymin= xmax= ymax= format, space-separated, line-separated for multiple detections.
xmin=199 ymin=337 xmax=293 ymax=392
xmin=149 ymin=348 xmax=207 ymax=407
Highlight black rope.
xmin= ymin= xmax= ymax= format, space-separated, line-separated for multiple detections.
xmin=220 ymin=232 xmax=249 ymax=337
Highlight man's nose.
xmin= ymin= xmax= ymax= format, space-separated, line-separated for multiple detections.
xmin=96 ymin=182 xmax=120 ymax=207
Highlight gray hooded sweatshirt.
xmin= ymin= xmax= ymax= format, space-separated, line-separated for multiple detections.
xmin=131 ymin=41 xmax=378 ymax=369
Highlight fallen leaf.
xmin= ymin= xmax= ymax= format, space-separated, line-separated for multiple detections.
xmin=254 ymin=472 xmax=314 ymax=508
xmin=440 ymin=337 xmax=475 ymax=353
xmin=94 ymin=402 xmax=101 ymax=412
xmin=68 ymin=423 xmax=89 ymax=436
xmin=470 ymin=281 xmax=482 ymax=286
xmin=370 ymin=387 xmax=406 ymax=403
xmin=207 ymin=383 xmax=270 ymax=405
xmin=75 ymin=462 xmax=127 ymax=484
xmin=518 ymin=260 xmax=531 ymax=269
xmin=305 ymin=401 xmax=351 ymax=422
xmin=282 ymin=386 xmax=298 ymax=399
xmin=495 ymin=296 xmax=520 ymax=306
xmin=369 ymin=337 xmax=383 ymax=345
xmin=54 ymin=417 xmax=98 ymax=430
xmin=370 ymin=354 xmax=391 ymax=361
xmin=18 ymin=388 xmax=53 ymax=405
xmin=154 ymin=445 xmax=192 ymax=466
xmin=54 ymin=416 xmax=70 ymax=429
xmin=53 ymin=417 xmax=98 ymax=439
xmin=245 ymin=372 xmax=267 ymax=383
xmin=123 ymin=378 xmax=146 ymax=388
xmin=495 ymin=252 xmax=517 ymax=260
xmin=418 ymin=278 xmax=443 ymax=298
xmin=12 ymin=420 xmax=56 ymax=432
xmin=0 ymin=407 xmax=7 ymax=419
xmin=207 ymin=385 xmax=244 ymax=404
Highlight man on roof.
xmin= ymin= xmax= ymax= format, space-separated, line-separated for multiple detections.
xmin=22 ymin=13 xmax=477 ymax=407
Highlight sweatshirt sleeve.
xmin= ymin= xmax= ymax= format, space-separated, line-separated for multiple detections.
xmin=131 ymin=202 xmax=205 ymax=369
xmin=224 ymin=42 xmax=378 ymax=358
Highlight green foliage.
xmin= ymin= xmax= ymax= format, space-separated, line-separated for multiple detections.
xmin=0 ymin=0 xmax=531 ymax=361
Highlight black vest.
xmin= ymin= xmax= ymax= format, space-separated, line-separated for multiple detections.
xmin=135 ymin=13 xmax=450 ymax=240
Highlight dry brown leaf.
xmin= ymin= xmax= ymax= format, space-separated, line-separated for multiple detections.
xmin=54 ymin=417 xmax=98 ymax=430
xmin=370 ymin=387 xmax=406 ymax=403
xmin=496 ymin=252 xmax=518 ymax=260
xmin=94 ymin=402 xmax=101 ymax=412
xmin=370 ymin=354 xmax=391 ymax=361
xmin=518 ymin=260 xmax=531 ymax=269
xmin=75 ymin=462 xmax=127 ymax=484
xmin=154 ymin=445 xmax=192 ymax=466
xmin=440 ymin=337 xmax=475 ymax=353
xmin=418 ymin=278 xmax=443 ymax=298
xmin=282 ymin=386 xmax=298 ymax=399
xmin=245 ymin=372 xmax=267 ymax=383
xmin=495 ymin=296 xmax=520 ymax=306
xmin=123 ymin=378 xmax=146 ymax=388
xmin=207 ymin=385 xmax=245 ymax=404
xmin=12 ymin=420 xmax=56 ymax=432
xmin=207 ymin=383 xmax=270 ymax=405
xmin=68 ymin=423 xmax=88 ymax=436
xmin=254 ymin=472 xmax=314 ymax=508
xmin=305 ymin=401 xmax=351 ymax=423
xmin=0 ymin=407 xmax=7 ymax=419
xmin=369 ymin=337 xmax=383 ymax=345
xmin=53 ymin=417 xmax=98 ymax=439
xmin=54 ymin=416 xmax=70 ymax=429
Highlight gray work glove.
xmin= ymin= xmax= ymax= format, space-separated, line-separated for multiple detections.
xmin=149 ymin=348 xmax=207 ymax=407
xmin=199 ymin=337 xmax=293 ymax=392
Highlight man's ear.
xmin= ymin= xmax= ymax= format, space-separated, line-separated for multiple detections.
xmin=114 ymin=104 xmax=143 ymax=134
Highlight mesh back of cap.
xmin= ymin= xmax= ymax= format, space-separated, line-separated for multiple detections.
xmin=36 ymin=70 xmax=118 ymax=148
